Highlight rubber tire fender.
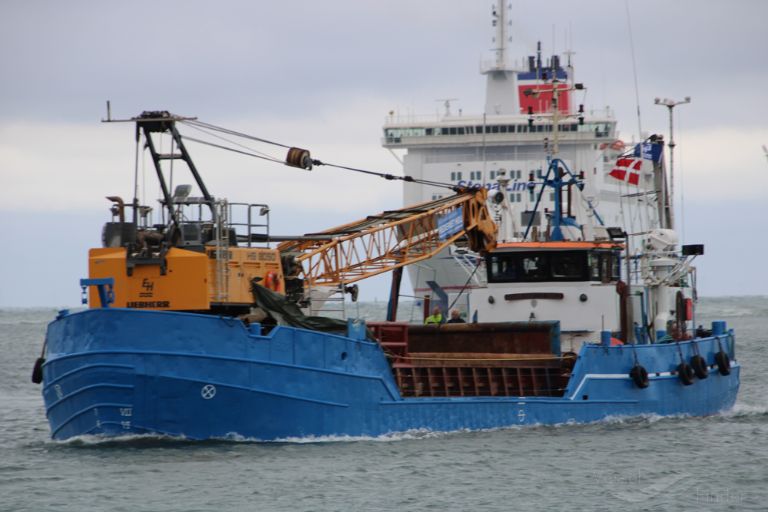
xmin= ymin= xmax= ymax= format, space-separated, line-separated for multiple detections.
xmin=629 ymin=364 xmax=649 ymax=389
xmin=690 ymin=355 xmax=709 ymax=379
xmin=715 ymin=351 xmax=731 ymax=376
xmin=677 ymin=362 xmax=695 ymax=386
xmin=31 ymin=357 xmax=45 ymax=384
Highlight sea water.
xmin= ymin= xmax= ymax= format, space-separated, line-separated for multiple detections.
xmin=1 ymin=298 xmax=766 ymax=511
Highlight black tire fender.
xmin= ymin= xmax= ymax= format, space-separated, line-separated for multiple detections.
xmin=31 ymin=357 xmax=45 ymax=384
xmin=691 ymin=355 xmax=709 ymax=379
xmin=715 ymin=351 xmax=731 ymax=376
xmin=629 ymin=364 xmax=649 ymax=389
xmin=677 ymin=362 xmax=695 ymax=386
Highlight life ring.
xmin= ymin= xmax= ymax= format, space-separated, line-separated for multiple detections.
xmin=715 ymin=351 xmax=731 ymax=376
xmin=677 ymin=362 xmax=695 ymax=386
xmin=690 ymin=355 xmax=709 ymax=379
xmin=264 ymin=271 xmax=281 ymax=292
xmin=629 ymin=364 xmax=649 ymax=389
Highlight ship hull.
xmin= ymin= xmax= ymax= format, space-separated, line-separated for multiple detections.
xmin=42 ymin=309 xmax=740 ymax=441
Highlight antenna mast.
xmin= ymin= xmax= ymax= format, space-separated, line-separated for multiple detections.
xmin=654 ymin=96 xmax=691 ymax=229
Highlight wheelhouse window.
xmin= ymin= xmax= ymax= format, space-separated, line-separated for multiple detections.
xmin=486 ymin=250 xmax=619 ymax=283
xmin=588 ymin=251 xmax=621 ymax=282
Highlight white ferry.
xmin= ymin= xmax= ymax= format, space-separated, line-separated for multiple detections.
xmin=381 ymin=1 xmax=668 ymax=319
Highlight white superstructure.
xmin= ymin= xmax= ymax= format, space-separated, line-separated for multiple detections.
xmin=382 ymin=2 xmax=664 ymax=299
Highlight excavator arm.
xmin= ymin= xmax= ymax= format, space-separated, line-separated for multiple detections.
xmin=278 ymin=189 xmax=497 ymax=288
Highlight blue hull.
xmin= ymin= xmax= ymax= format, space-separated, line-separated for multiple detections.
xmin=42 ymin=309 xmax=740 ymax=441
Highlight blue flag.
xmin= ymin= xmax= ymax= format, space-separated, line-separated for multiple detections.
xmin=633 ymin=142 xmax=663 ymax=162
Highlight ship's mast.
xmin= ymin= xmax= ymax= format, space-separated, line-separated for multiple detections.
xmin=491 ymin=0 xmax=509 ymax=69
xmin=522 ymin=75 xmax=588 ymax=242
xmin=482 ymin=0 xmax=520 ymax=115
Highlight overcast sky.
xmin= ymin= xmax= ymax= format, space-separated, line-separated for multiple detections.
xmin=1 ymin=0 xmax=767 ymax=307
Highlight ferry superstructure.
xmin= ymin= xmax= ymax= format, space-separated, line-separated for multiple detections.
xmin=382 ymin=2 xmax=661 ymax=299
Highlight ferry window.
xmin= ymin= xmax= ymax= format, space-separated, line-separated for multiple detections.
xmin=458 ymin=127 xmax=466 ymax=135
xmin=426 ymin=128 xmax=433 ymax=136
xmin=570 ymin=124 xmax=578 ymax=131
xmin=491 ymin=125 xmax=499 ymax=134
xmin=385 ymin=128 xmax=427 ymax=138
xmin=441 ymin=128 xmax=449 ymax=135
xmin=521 ymin=211 xmax=540 ymax=227
xmin=490 ymin=170 xmax=496 ymax=180
xmin=549 ymin=192 xmax=555 ymax=201
xmin=517 ymin=193 xmax=522 ymax=202
xmin=476 ymin=125 xmax=484 ymax=133
xmin=456 ymin=171 xmax=463 ymax=180
xmin=519 ymin=125 xmax=527 ymax=133
xmin=449 ymin=127 xmax=457 ymax=135
xmin=500 ymin=125 xmax=507 ymax=133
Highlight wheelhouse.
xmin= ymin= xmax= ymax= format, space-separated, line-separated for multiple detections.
xmin=486 ymin=242 xmax=623 ymax=284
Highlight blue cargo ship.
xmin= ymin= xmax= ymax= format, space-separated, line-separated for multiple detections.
xmin=42 ymin=307 xmax=737 ymax=441
xmin=33 ymin=85 xmax=739 ymax=440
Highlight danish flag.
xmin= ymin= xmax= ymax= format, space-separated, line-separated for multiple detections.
xmin=609 ymin=157 xmax=642 ymax=185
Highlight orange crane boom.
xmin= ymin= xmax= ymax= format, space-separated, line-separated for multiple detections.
xmin=278 ymin=189 xmax=497 ymax=287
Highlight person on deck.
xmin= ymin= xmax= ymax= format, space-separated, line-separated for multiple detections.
xmin=424 ymin=306 xmax=443 ymax=325
xmin=447 ymin=309 xmax=465 ymax=323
